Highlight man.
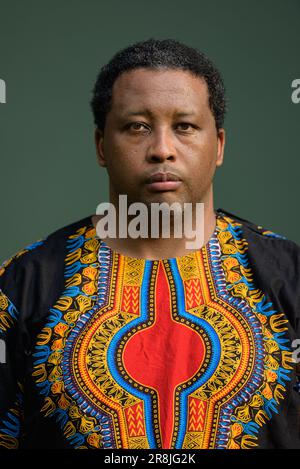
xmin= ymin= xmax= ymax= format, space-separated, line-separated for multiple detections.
xmin=0 ymin=39 xmax=299 ymax=449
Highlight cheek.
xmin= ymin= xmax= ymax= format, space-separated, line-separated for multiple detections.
xmin=105 ymin=149 xmax=140 ymax=188
xmin=186 ymin=140 xmax=218 ymax=183
xmin=189 ymin=141 xmax=216 ymax=168
xmin=105 ymin=136 xmax=140 ymax=166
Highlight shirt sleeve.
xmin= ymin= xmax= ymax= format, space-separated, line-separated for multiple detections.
xmin=0 ymin=245 xmax=34 ymax=449
xmin=243 ymin=224 xmax=300 ymax=399
xmin=0 ymin=288 xmax=24 ymax=449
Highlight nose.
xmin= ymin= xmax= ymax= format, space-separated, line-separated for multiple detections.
xmin=145 ymin=127 xmax=177 ymax=163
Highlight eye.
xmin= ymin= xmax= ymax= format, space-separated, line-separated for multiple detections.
xmin=127 ymin=122 xmax=150 ymax=132
xmin=176 ymin=123 xmax=195 ymax=131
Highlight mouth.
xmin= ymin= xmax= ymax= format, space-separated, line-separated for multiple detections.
xmin=145 ymin=172 xmax=182 ymax=192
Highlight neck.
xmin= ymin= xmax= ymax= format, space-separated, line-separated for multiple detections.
xmin=92 ymin=191 xmax=217 ymax=260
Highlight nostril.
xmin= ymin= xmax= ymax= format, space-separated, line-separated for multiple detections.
xmin=148 ymin=154 xmax=175 ymax=162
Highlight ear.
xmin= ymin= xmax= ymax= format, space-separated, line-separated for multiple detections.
xmin=216 ymin=128 xmax=225 ymax=167
xmin=95 ymin=128 xmax=107 ymax=167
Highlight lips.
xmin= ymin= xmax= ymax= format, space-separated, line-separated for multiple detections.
xmin=147 ymin=172 xmax=181 ymax=183
xmin=145 ymin=172 xmax=182 ymax=192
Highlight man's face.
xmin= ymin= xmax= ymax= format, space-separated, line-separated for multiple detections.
xmin=95 ymin=68 xmax=225 ymax=209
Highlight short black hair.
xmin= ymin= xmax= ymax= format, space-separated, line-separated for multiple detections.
xmin=90 ymin=38 xmax=226 ymax=132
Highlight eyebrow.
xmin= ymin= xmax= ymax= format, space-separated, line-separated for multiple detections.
xmin=123 ymin=110 xmax=197 ymax=118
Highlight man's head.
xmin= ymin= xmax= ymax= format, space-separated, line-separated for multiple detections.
xmin=90 ymin=38 xmax=226 ymax=210
xmin=91 ymin=38 xmax=226 ymax=133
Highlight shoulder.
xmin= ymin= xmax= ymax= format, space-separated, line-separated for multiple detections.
xmin=0 ymin=214 xmax=94 ymax=296
xmin=216 ymin=208 xmax=300 ymax=329
xmin=216 ymin=207 xmax=300 ymax=300
xmin=216 ymin=207 xmax=299 ymax=247
xmin=216 ymin=207 xmax=300 ymax=279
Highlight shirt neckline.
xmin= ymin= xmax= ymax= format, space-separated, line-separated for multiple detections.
xmin=90 ymin=210 xmax=222 ymax=263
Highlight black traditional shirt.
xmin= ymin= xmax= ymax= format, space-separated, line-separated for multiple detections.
xmin=0 ymin=208 xmax=299 ymax=449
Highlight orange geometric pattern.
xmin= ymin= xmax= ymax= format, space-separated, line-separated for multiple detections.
xmin=184 ymin=278 xmax=204 ymax=309
xmin=121 ymin=286 xmax=140 ymax=315
xmin=188 ymin=398 xmax=207 ymax=432
xmin=125 ymin=402 xmax=146 ymax=437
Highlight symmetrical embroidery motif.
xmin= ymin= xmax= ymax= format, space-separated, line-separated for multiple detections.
xmin=32 ymin=216 xmax=293 ymax=449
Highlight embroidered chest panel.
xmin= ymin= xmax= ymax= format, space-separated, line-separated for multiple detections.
xmin=33 ymin=216 xmax=292 ymax=449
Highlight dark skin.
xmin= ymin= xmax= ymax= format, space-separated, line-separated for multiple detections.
xmin=92 ymin=68 xmax=225 ymax=259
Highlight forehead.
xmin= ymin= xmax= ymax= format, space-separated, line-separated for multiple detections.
xmin=110 ymin=68 xmax=210 ymax=115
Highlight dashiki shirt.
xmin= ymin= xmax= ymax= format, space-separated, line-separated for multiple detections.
xmin=0 ymin=208 xmax=299 ymax=449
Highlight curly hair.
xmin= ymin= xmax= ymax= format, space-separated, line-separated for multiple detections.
xmin=90 ymin=38 xmax=226 ymax=131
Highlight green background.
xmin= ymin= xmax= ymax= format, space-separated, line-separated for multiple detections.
xmin=0 ymin=0 xmax=299 ymax=262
